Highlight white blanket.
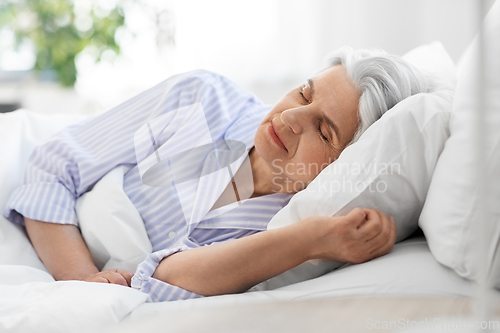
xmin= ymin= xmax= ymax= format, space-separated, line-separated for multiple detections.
xmin=0 ymin=110 xmax=148 ymax=333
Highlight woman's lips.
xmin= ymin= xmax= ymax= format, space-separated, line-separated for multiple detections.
xmin=268 ymin=122 xmax=287 ymax=151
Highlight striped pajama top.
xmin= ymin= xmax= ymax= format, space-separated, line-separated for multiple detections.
xmin=4 ymin=70 xmax=293 ymax=302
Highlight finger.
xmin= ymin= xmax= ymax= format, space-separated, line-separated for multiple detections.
xmin=374 ymin=213 xmax=394 ymax=246
xmin=82 ymin=273 xmax=109 ymax=283
xmin=344 ymin=208 xmax=367 ymax=229
xmin=370 ymin=231 xmax=395 ymax=259
xmin=388 ymin=216 xmax=397 ymax=241
xmin=362 ymin=211 xmax=390 ymax=249
xmin=369 ymin=210 xmax=392 ymax=242
xmin=91 ymin=276 xmax=109 ymax=283
xmin=369 ymin=216 xmax=397 ymax=257
xmin=102 ymin=271 xmax=129 ymax=287
xmin=116 ymin=270 xmax=134 ymax=287
xmin=358 ymin=209 xmax=383 ymax=239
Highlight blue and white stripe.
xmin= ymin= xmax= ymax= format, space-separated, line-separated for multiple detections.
xmin=4 ymin=70 xmax=293 ymax=302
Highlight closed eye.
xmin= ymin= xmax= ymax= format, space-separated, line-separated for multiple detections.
xmin=299 ymin=81 xmax=312 ymax=104
xmin=299 ymin=91 xmax=310 ymax=104
xmin=318 ymin=121 xmax=329 ymax=142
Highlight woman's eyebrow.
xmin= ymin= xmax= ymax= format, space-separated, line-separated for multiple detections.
xmin=308 ymin=79 xmax=314 ymax=97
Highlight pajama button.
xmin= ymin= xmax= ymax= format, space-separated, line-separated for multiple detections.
xmin=168 ymin=231 xmax=177 ymax=239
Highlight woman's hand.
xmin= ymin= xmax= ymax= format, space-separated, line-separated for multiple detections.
xmin=305 ymin=208 xmax=397 ymax=264
xmin=81 ymin=269 xmax=134 ymax=287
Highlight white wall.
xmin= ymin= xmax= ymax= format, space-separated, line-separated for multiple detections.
xmin=77 ymin=0 xmax=494 ymax=109
xmin=1 ymin=0 xmax=494 ymax=114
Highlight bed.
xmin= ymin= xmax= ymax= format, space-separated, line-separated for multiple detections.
xmin=0 ymin=210 xmax=485 ymax=333
xmin=1 ymin=1 xmax=500 ymax=331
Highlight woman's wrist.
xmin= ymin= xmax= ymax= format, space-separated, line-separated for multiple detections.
xmin=294 ymin=216 xmax=327 ymax=261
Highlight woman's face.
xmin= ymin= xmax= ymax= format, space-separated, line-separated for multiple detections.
xmin=254 ymin=65 xmax=361 ymax=192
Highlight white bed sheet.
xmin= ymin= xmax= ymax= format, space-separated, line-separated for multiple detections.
xmin=0 ymin=233 xmax=479 ymax=333
xmin=122 ymin=234 xmax=475 ymax=324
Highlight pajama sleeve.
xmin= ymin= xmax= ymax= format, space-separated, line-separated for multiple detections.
xmin=132 ymin=244 xmax=204 ymax=302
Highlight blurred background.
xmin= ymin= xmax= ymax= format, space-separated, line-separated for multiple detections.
xmin=0 ymin=0 xmax=494 ymax=115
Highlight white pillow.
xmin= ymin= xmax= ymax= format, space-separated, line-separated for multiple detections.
xmin=419 ymin=0 xmax=500 ymax=286
xmin=0 ymin=109 xmax=86 ymax=272
xmin=253 ymin=43 xmax=455 ymax=291
xmin=76 ymin=166 xmax=153 ymax=272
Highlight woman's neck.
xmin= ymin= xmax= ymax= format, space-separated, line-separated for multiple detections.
xmin=210 ymin=146 xmax=293 ymax=212
xmin=248 ymin=146 xmax=284 ymax=198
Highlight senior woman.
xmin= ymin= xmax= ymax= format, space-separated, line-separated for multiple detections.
xmin=4 ymin=47 xmax=429 ymax=302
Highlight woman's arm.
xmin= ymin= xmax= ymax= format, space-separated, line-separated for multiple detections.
xmin=25 ymin=217 xmax=133 ymax=285
xmin=152 ymin=208 xmax=396 ymax=296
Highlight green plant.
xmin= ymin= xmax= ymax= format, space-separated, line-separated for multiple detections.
xmin=0 ymin=0 xmax=126 ymax=87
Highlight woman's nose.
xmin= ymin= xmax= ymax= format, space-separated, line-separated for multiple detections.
xmin=280 ymin=108 xmax=304 ymax=134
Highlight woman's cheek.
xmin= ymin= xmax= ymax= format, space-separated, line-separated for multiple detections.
xmin=297 ymin=148 xmax=332 ymax=178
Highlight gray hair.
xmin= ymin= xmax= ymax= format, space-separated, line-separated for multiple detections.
xmin=322 ymin=46 xmax=433 ymax=145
